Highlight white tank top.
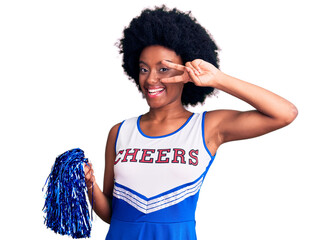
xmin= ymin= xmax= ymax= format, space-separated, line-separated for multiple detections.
xmin=113 ymin=112 xmax=215 ymax=209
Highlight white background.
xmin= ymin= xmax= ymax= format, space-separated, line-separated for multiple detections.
xmin=1 ymin=0 xmax=326 ymax=239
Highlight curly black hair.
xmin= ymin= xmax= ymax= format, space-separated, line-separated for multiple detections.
xmin=118 ymin=5 xmax=220 ymax=106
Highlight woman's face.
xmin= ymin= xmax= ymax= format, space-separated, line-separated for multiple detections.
xmin=139 ymin=45 xmax=184 ymax=109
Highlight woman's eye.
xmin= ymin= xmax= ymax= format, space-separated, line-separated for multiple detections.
xmin=140 ymin=67 xmax=148 ymax=73
xmin=160 ymin=68 xmax=169 ymax=72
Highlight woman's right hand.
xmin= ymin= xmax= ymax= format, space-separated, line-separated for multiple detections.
xmin=84 ymin=163 xmax=95 ymax=189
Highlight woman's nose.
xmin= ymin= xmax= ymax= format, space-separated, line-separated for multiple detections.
xmin=147 ymin=70 xmax=160 ymax=84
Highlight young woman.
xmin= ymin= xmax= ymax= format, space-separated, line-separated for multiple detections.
xmin=84 ymin=6 xmax=297 ymax=240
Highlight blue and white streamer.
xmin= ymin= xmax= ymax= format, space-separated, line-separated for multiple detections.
xmin=43 ymin=148 xmax=92 ymax=238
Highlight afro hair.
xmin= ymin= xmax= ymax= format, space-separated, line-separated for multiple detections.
xmin=118 ymin=5 xmax=220 ymax=106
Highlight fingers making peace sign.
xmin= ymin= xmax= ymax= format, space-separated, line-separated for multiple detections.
xmin=161 ymin=59 xmax=221 ymax=88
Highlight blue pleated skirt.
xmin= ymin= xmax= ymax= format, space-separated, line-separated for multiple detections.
xmin=105 ymin=218 xmax=197 ymax=240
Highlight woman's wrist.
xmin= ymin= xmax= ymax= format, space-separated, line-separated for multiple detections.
xmin=211 ymin=70 xmax=229 ymax=90
xmin=86 ymin=177 xmax=96 ymax=189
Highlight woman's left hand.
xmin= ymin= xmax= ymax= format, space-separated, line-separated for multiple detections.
xmin=161 ymin=59 xmax=222 ymax=87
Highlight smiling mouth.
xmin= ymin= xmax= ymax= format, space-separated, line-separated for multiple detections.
xmin=147 ymin=87 xmax=165 ymax=96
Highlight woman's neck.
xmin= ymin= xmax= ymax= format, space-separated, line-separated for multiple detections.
xmin=145 ymin=104 xmax=191 ymax=122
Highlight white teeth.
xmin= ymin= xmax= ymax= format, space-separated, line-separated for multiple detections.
xmin=148 ymin=88 xmax=164 ymax=93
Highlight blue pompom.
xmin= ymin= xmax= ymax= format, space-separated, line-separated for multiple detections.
xmin=43 ymin=148 xmax=92 ymax=238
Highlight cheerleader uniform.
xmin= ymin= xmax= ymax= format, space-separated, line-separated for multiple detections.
xmin=106 ymin=112 xmax=216 ymax=240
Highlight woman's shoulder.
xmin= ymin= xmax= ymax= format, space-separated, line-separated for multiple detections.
xmin=107 ymin=122 xmax=122 ymax=143
xmin=110 ymin=122 xmax=122 ymax=133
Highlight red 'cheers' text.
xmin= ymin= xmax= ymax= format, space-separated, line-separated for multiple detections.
xmin=115 ymin=148 xmax=199 ymax=166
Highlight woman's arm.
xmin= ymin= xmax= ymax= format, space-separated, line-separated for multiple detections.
xmin=84 ymin=123 xmax=120 ymax=223
xmin=205 ymin=72 xmax=297 ymax=151
xmin=162 ymin=59 xmax=298 ymax=154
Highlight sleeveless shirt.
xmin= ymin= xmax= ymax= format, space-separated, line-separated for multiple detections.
xmin=106 ymin=112 xmax=216 ymax=240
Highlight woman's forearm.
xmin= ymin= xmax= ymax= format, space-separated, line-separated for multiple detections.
xmin=87 ymin=182 xmax=112 ymax=224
